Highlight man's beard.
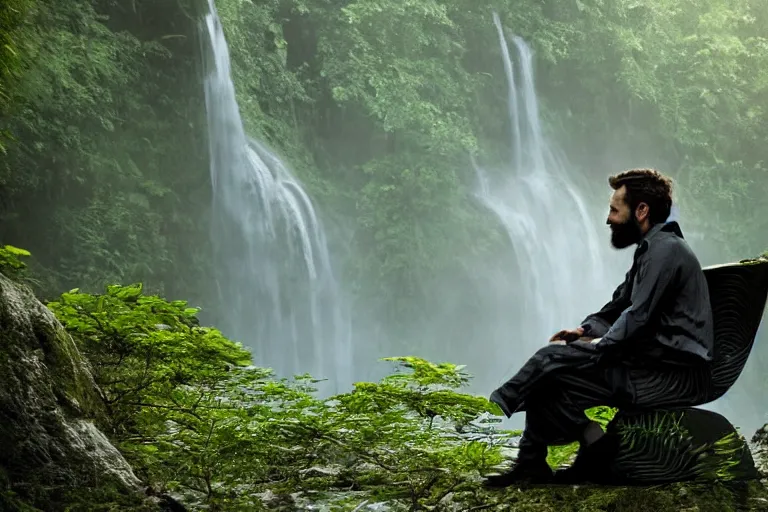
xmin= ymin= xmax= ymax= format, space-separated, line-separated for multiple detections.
xmin=610 ymin=216 xmax=643 ymax=249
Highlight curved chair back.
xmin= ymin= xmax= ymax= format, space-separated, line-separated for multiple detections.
xmin=706 ymin=260 xmax=768 ymax=401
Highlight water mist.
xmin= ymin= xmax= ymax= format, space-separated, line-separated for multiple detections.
xmin=201 ymin=0 xmax=352 ymax=393
xmin=474 ymin=14 xmax=627 ymax=381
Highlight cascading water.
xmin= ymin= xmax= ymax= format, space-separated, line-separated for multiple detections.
xmin=475 ymin=13 xmax=628 ymax=364
xmin=475 ymin=15 xmax=760 ymax=435
xmin=201 ymin=0 xmax=352 ymax=392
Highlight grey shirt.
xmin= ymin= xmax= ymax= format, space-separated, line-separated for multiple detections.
xmin=580 ymin=221 xmax=714 ymax=361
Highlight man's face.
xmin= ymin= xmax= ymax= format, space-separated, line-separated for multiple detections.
xmin=607 ymin=186 xmax=642 ymax=249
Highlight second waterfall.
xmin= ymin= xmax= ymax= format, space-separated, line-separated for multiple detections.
xmin=474 ymin=14 xmax=623 ymax=362
xmin=200 ymin=0 xmax=352 ymax=391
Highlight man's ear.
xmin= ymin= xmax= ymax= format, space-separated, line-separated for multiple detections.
xmin=635 ymin=202 xmax=650 ymax=222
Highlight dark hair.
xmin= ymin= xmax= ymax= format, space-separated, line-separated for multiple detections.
xmin=609 ymin=168 xmax=673 ymax=224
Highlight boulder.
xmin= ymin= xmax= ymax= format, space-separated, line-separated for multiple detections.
xmin=0 ymin=273 xmax=143 ymax=510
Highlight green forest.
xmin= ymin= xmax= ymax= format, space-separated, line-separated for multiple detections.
xmin=1 ymin=0 xmax=768 ymax=508
xmin=3 ymin=0 xmax=768 ymax=413
xmin=2 ymin=0 xmax=767 ymax=320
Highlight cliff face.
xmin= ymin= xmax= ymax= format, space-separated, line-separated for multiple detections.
xmin=0 ymin=273 xmax=142 ymax=510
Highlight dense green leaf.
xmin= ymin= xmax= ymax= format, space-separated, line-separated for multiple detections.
xmin=48 ymin=284 xmax=518 ymax=509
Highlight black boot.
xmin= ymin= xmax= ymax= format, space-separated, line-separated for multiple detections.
xmin=553 ymin=434 xmax=619 ymax=484
xmin=483 ymin=457 xmax=553 ymax=487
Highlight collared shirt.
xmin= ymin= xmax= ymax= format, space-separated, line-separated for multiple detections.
xmin=580 ymin=221 xmax=714 ymax=361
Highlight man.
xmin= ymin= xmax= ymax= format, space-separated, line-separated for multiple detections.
xmin=485 ymin=168 xmax=714 ymax=486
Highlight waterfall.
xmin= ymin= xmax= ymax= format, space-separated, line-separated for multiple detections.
xmin=475 ymin=14 xmax=626 ymax=364
xmin=201 ymin=0 xmax=352 ymax=392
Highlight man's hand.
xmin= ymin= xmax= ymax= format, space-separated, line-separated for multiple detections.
xmin=549 ymin=327 xmax=585 ymax=343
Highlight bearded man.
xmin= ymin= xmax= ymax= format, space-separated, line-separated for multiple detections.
xmin=485 ymin=168 xmax=714 ymax=486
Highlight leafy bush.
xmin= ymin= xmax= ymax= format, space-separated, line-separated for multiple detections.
xmin=0 ymin=245 xmax=30 ymax=279
xmin=48 ymin=285 xmax=518 ymax=510
xmin=42 ymin=266 xmax=768 ymax=510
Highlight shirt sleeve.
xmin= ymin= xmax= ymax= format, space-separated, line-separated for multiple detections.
xmin=595 ymin=243 xmax=680 ymax=349
xmin=579 ymin=271 xmax=632 ymax=338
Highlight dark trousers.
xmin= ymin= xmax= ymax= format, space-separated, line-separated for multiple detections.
xmin=491 ymin=341 xmax=712 ymax=462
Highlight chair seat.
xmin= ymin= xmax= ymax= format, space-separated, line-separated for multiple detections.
xmin=583 ymin=259 xmax=768 ymax=485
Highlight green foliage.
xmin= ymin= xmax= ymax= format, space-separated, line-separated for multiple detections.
xmin=351 ymin=154 xmax=476 ymax=321
xmin=3 ymin=0 xmax=768 ymax=334
xmin=536 ymin=0 xmax=768 ymax=258
xmin=348 ymin=356 xmax=501 ymax=427
xmin=317 ymin=0 xmax=478 ymax=155
xmin=3 ymin=0 xmax=768 ymax=508
xmin=0 ymin=245 xmax=30 ymax=279
xmin=0 ymin=0 xmax=209 ymax=301
xmin=613 ymin=410 xmax=753 ymax=483
xmin=49 ymin=285 xmax=512 ymax=510
xmin=211 ymin=0 xmax=312 ymax=149
xmin=48 ymin=284 xmax=250 ymax=433
xmin=0 ymin=0 xmax=33 ymax=153
xmin=546 ymin=406 xmax=617 ymax=469
xmin=694 ymin=431 xmax=745 ymax=481
xmin=619 ymin=411 xmax=688 ymax=452
xmin=213 ymin=0 xmax=768 ymax=333
xmin=216 ymin=0 xmax=502 ymax=330
xmin=46 ymin=282 xmax=765 ymax=510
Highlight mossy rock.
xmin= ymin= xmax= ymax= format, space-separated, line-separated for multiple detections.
xmin=0 ymin=274 xmax=148 ymax=510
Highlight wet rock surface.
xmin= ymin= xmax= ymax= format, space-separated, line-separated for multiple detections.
xmin=752 ymin=424 xmax=768 ymax=477
xmin=0 ymin=274 xmax=143 ymax=509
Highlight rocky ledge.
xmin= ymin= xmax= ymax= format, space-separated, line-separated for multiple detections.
xmin=0 ymin=273 xmax=172 ymax=511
